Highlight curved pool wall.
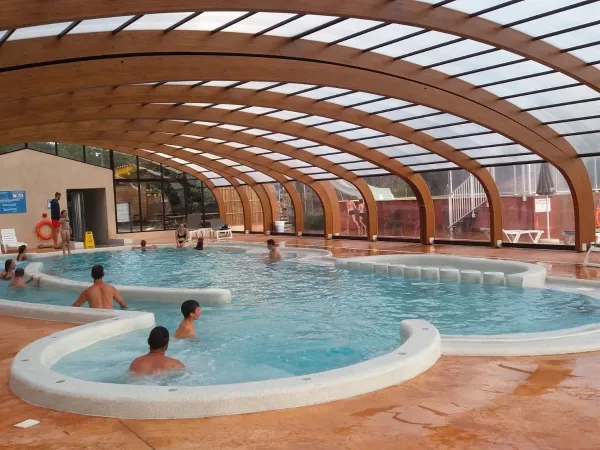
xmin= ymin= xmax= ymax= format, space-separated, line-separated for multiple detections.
xmin=334 ymin=253 xmax=547 ymax=287
xmin=6 ymin=299 xmax=440 ymax=419
xmin=4 ymin=242 xmax=600 ymax=418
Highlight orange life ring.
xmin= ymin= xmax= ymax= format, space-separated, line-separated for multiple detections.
xmin=36 ymin=219 xmax=54 ymax=241
xmin=596 ymin=208 xmax=600 ymax=229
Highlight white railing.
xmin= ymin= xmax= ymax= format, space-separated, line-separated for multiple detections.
xmin=448 ymin=175 xmax=487 ymax=228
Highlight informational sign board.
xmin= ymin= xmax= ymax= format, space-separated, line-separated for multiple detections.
xmin=116 ymin=202 xmax=130 ymax=223
xmin=46 ymin=199 xmax=53 ymax=209
xmin=0 ymin=190 xmax=27 ymax=214
xmin=535 ymin=197 xmax=551 ymax=213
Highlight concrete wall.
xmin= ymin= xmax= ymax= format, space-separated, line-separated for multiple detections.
xmin=0 ymin=150 xmax=116 ymax=249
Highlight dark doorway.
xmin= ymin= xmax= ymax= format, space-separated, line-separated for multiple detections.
xmin=66 ymin=188 xmax=109 ymax=245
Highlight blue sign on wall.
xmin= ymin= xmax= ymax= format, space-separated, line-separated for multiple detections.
xmin=0 ymin=191 xmax=27 ymax=214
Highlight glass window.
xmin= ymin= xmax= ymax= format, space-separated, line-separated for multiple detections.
xmin=115 ymin=182 xmax=141 ymax=233
xmin=113 ymin=151 xmax=138 ymax=179
xmin=85 ymin=146 xmax=111 ymax=168
xmin=57 ymin=143 xmax=84 ymax=161
xmin=270 ymin=183 xmax=295 ymax=234
xmin=293 ymin=182 xmax=324 ymax=235
xmin=162 ymin=164 xmax=185 ymax=179
xmin=138 ymin=157 xmax=162 ymax=179
xmin=139 ymin=181 xmax=165 ymax=231
xmin=241 ymin=186 xmax=264 ymax=232
xmin=0 ymin=143 xmax=25 ymax=154
xmin=217 ymin=187 xmax=244 ymax=230
xmin=28 ymin=142 xmax=56 ymax=155
xmin=164 ymin=181 xmax=187 ymax=229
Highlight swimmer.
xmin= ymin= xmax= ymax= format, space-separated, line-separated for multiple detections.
xmin=194 ymin=236 xmax=205 ymax=251
xmin=72 ymin=264 xmax=127 ymax=310
xmin=132 ymin=240 xmax=157 ymax=252
xmin=266 ymin=239 xmax=283 ymax=261
xmin=0 ymin=259 xmax=16 ymax=279
xmin=175 ymin=300 xmax=202 ymax=339
xmin=129 ymin=326 xmax=185 ymax=375
xmin=16 ymin=244 xmax=28 ymax=262
xmin=8 ymin=268 xmax=39 ymax=288
xmin=175 ymin=223 xmax=189 ymax=248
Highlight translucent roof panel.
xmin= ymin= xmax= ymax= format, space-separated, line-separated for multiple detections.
xmin=124 ymin=13 xmax=194 ymax=30
xmin=340 ymin=24 xmax=423 ymax=50
xmin=246 ymin=172 xmax=275 ymax=183
xmin=8 ymin=22 xmax=72 ymax=40
xmin=178 ymin=12 xmax=250 ymax=32
xmin=70 ymin=16 xmax=135 ymax=34
xmin=301 ymin=18 xmax=380 ymax=43
xmin=222 ymin=12 xmax=296 ymax=34
xmin=211 ymin=178 xmax=231 ymax=187
xmin=265 ymin=15 xmax=338 ymax=38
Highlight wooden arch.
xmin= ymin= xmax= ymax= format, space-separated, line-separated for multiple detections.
xmin=0 ymin=55 xmax=591 ymax=246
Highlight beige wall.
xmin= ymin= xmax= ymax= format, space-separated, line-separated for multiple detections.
xmin=0 ymin=150 xmax=116 ymax=249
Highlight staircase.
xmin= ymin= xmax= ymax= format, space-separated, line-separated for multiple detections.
xmin=448 ymin=174 xmax=487 ymax=229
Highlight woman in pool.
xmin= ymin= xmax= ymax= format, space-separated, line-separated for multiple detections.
xmin=175 ymin=223 xmax=189 ymax=248
xmin=16 ymin=244 xmax=28 ymax=262
xmin=0 ymin=259 xmax=16 ymax=279
xmin=59 ymin=210 xmax=72 ymax=256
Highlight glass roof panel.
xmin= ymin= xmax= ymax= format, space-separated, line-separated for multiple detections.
xmin=264 ymin=133 xmax=296 ymax=142
xmin=570 ymin=44 xmax=600 ymax=64
xmin=242 ymin=128 xmax=272 ymax=136
xmin=462 ymin=144 xmax=531 ymax=159
xmin=404 ymin=114 xmax=464 ymax=129
xmin=246 ymin=172 xmax=275 ymax=183
xmin=378 ymin=105 xmax=439 ymax=122
xmin=316 ymin=121 xmax=356 ymax=133
xmin=235 ymin=166 xmax=254 ymax=172
xmin=70 ymin=16 xmax=134 ymax=34
xmin=285 ymin=139 xmax=320 ymax=148
xmin=507 ymin=85 xmax=598 ymax=109
xmin=337 ymin=128 xmax=382 ymax=140
xmin=243 ymin=147 xmax=270 ymax=155
xmin=187 ymin=163 xmax=207 ymax=172
xmin=223 ymin=142 xmax=247 ymax=149
xmin=511 ymin=3 xmax=600 ymax=38
xmin=216 ymin=159 xmax=239 ymax=166
xmin=375 ymin=30 xmax=459 ymax=58
xmin=481 ymin=0 xmax=576 ymax=25
xmin=262 ymin=153 xmax=290 ymax=161
xmin=237 ymin=81 xmax=281 ymax=90
xmin=204 ymin=138 xmax=225 ymax=144
xmin=178 ymin=11 xmax=254 ymax=32
xmin=293 ymin=116 xmax=333 ymax=126
xmin=280 ymin=159 xmax=311 ymax=168
xmin=358 ymin=136 xmax=406 ymax=147
xmin=302 ymin=18 xmax=380 ymax=43
xmin=484 ymin=72 xmax=576 ymax=98
xmin=125 ymin=13 xmax=194 ymax=30
xmin=322 ymin=153 xmax=361 ymax=164
xmin=171 ymin=157 xmax=189 ymax=164
xmin=8 ymin=22 xmax=72 ymax=40
xmin=297 ymin=87 xmax=350 ymax=100
xmin=198 ymin=153 xmax=221 ymax=160
xmin=299 ymin=167 xmax=328 ymax=174
xmin=412 ymin=162 xmax=458 ymax=172
xmin=447 ymin=134 xmax=513 ymax=148
xmin=376 ymin=144 xmax=429 ymax=157
xmin=310 ymin=173 xmax=340 ymax=180
xmin=202 ymin=80 xmax=240 ymax=87
xmin=354 ymin=98 xmax=412 ymax=113
xmin=548 ymin=118 xmax=600 ymax=135
xmin=459 ymin=60 xmax=550 ymax=86
xmin=225 ymin=12 xmax=296 ymax=33
xmin=165 ymin=81 xmax=202 ymax=85
xmin=302 ymin=146 xmax=340 ymax=155
xmin=422 ymin=123 xmax=491 ymax=139
xmin=182 ymin=148 xmax=202 ymax=154
xmin=326 ymin=92 xmax=383 ymax=107
xmin=340 ymin=24 xmax=423 ymax=50
xmin=527 ymin=100 xmax=600 ymax=122
xmin=434 ymin=49 xmax=523 ymax=76
xmin=478 ymin=155 xmax=543 ymax=166
xmin=265 ymin=15 xmax=337 ymax=37
xmin=404 ymin=39 xmax=493 ymax=67
xmin=342 ymin=162 xmax=378 ymax=170
xmin=352 ymin=169 xmax=389 ymax=176
xmin=564 ymin=133 xmax=600 ymax=155
xmin=218 ymin=124 xmax=247 ymax=131
xmin=203 ymin=171 xmax=220 ymax=179
xmin=267 ymin=111 xmax=309 ymax=121
xmin=211 ymin=178 xmax=231 ymax=187
xmin=423 ymin=0 xmax=509 ymax=14
xmin=397 ymin=154 xmax=446 ymax=165
xmin=241 ymin=106 xmax=277 ymax=115
xmin=268 ymin=83 xmax=316 ymax=95
xmin=213 ymin=104 xmax=244 ymax=110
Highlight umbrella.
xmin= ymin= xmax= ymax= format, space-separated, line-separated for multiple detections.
xmin=536 ymin=163 xmax=556 ymax=239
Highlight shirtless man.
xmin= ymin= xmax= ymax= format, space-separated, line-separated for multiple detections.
xmin=266 ymin=239 xmax=283 ymax=261
xmin=71 ymin=264 xmax=127 ymax=309
xmin=0 ymin=259 xmax=16 ymax=279
xmin=129 ymin=326 xmax=185 ymax=375
xmin=174 ymin=300 xmax=202 ymax=339
xmin=8 ymin=268 xmax=39 ymax=288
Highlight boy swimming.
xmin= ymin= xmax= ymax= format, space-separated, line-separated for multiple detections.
xmin=132 ymin=240 xmax=157 ymax=252
xmin=266 ymin=239 xmax=283 ymax=261
xmin=8 ymin=268 xmax=39 ymax=288
xmin=129 ymin=326 xmax=185 ymax=375
xmin=174 ymin=300 xmax=202 ymax=339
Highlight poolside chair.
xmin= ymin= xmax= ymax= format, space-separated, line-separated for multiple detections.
xmin=209 ymin=219 xmax=233 ymax=241
xmin=0 ymin=228 xmax=27 ymax=253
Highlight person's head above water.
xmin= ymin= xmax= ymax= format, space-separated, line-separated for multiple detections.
xmin=148 ymin=326 xmax=170 ymax=351
xmin=91 ymin=264 xmax=104 ymax=280
xmin=181 ymin=300 xmax=201 ymax=319
xmin=266 ymin=239 xmax=276 ymax=250
xmin=5 ymin=259 xmax=14 ymax=272
xmin=14 ymin=268 xmax=25 ymax=278
xmin=18 ymin=245 xmax=26 ymax=255
xmin=140 ymin=239 xmax=147 ymax=248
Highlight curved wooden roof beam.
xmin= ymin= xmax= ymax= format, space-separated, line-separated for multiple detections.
xmin=0 ymin=30 xmax=589 ymax=158
xmin=0 ymin=56 xmax=587 ymax=245
xmin=1 ymin=0 xmax=598 ymax=101
xmin=0 ymin=85 xmax=503 ymax=245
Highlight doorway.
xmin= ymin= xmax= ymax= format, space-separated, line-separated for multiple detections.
xmin=66 ymin=189 xmax=108 ymax=245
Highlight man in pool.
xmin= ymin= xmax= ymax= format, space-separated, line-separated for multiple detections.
xmin=129 ymin=326 xmax=185 ymax=375
xmin=132 ymin=240 xmax=157 ymax=252
xmin=266 ymin=239 xmax=283 ymax=261
xmin=8 ymin=268 xmax=39 ymax=288
xmin=71 ymin=264 xmax=127 ymax=310
xmin=175 ymin=300 xmax=202 ymax=339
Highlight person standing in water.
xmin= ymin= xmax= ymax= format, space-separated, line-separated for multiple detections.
xmin=72 ymin=265 xmax=127 ymax=309
xmin=50 ymin=192 xmax=61 ymax=249
xmin=175 ymin=300 xmax=202 ymax=339
xmin=129 ymin=326 xmax=185 ymax=375
xmin=175 ymin=223 xmax=189 ymax=248
xmin=266 ymin=239 xmax=283 ymax=261
xmin=59 ymin=210 xmax=72 ymax=256
xmin=0 ymin=259 xmax=16 ymax=279
xmin=8 ymin=268 xmax=39 ymax=288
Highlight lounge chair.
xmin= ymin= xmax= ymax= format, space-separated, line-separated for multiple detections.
xmin=1 ymin=228 xmax=27 ymax=253
xmin=209 ymin=219 xmax=233 ymax=241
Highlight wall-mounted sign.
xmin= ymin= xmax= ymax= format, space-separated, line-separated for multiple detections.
xmin=0 ymin=190 xmax=27 ymax=214
xmin=535 ymin=197 xmax=551 ymax=213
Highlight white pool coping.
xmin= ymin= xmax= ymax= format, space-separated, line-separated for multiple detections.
xmin=6 ymin=298 xmax=439 ymax=419
xmin=5 ymin=243 xmax=600 ymax=418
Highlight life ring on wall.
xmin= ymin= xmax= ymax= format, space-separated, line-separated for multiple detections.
xmin=36 ymin=217 xmax=54 ymax=241
xmin=596 ymin=208 xmax=600 ymax=229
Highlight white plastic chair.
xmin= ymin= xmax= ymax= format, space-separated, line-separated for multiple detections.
xmin=210 ymin=219 xmax=233 ymax=241
xmin=1 ymin=228 xmax=27 ymax=253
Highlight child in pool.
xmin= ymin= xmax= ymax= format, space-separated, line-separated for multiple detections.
xmin=16 ymin=244 xmax=28 ymax=262
xmin=132 ymin=240 xmax=158 ymax=252
xmin=174 ymin=300 xmax=202 ymax=339
xmin=266 ymin=239 xmax=283 ymax=261
xmin=0 ymin=259 xmax=16 ymax=279
xmin=59 ymin=210 xmax=72 ymax=256
xmin=9 ymin=268 xmax=39 ymax=288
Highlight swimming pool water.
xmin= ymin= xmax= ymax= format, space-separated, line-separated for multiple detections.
xmin=3 ymin=248 xmax=600 ymax=386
